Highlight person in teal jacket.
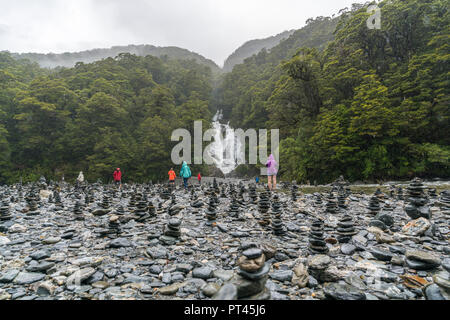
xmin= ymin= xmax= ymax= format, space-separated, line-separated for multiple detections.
xmin=179 ymin=161 xmax=192 ymax=189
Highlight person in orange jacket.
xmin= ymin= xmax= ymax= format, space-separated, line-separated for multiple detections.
xmin=197 ymin=173 xmax=202 ymax=185
xmin=168 ymin=168 xmax=176 ymax=185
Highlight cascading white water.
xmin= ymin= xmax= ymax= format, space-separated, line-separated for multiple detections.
xmin=208 ymin=110 xmax=242 ymax=175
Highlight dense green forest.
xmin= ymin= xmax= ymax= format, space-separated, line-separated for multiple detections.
xmin=11 ymin=44 xmax=221 ymax=74
xmin=0 ymin=53 xmax=212 ymax=183
xmin=214 ymin=0 xmax=449 ymax=183
xmin=0 ymin=0 xmax=449 ymax=184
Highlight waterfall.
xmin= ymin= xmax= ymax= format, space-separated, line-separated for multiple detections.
xmin=207 ymin=110 xmax=242 ymax=175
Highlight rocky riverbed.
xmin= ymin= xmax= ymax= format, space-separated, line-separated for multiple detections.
xmin=0 ymin=177 xmax=449 ymax=300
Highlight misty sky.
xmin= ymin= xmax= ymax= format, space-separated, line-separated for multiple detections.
xmin=0 ymin=0 xmax=363 ymax=66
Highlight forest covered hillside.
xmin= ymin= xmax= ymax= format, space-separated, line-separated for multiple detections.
xmin=223 ymin=30 xmax=295 ymax=72
xmin=9 ymin=44 xmax=221 ymax=74
xmin=212 ymin=0 xmax=449 ymax=183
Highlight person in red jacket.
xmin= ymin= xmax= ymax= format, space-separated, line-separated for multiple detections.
xmin=197 ymin=173 xmax=202 ymax=185
xmin=113 ymin=168 xmax=122 ymax=188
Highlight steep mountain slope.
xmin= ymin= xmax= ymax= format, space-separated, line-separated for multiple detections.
xmin=223 ymin=30 xmax=295 ymax=72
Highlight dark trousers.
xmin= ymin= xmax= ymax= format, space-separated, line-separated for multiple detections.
xmin=183 ymin=178 xmax=189 ymax=188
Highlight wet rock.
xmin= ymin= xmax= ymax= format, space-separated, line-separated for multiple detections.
xmin=323 ymin=283 xmax=366 ymax=300
xmin=14 ymin=272 xmax=46 ymax=285
xmin=109 ymin=238 xmax=132 ymax=248
xmin=213 ymin=283 xmax=238 ymax=300
xmin=402 ymin=218 xmax=431 ymax=236
xmin=192 ymin=267 xmax=214 ymax=280
xmin=269 ymin=270 xmax=293 ymax=282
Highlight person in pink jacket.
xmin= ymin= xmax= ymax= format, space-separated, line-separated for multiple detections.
xmin=266 ymin=154 xmax=278 ymax=190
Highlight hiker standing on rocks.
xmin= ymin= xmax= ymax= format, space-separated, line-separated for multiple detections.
xmin=113 ymin=168 xmax=122 ymax=189
xmin=168 ymin=168 xmax=176 ymax=185
xmin=266 ymin=154 xmax=278 ymax=191
xmin=197 ymin=173 xmax=202 ymax=185
xmin=179 ymin=161 xmax=192 ymax=189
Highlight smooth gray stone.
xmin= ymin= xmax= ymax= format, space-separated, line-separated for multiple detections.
xmin=269 ymin=270 xmax=293 ymax=282
xmin=192 ymin=267 xmax=214 ymax=280
xmin=0 ymin=269 xmax=20 ymax=283
xmin=14 ymin=272 xmax=46 ymax=285
xmin=341 ymin=244 xmax=356 ymax=255
xmin=370 ymin=248 xmax=393 ymax=261
xmin=323 ymin=283 xmax=366 ymax=300
xmin=213 ymin=283 xmax=238 ymax=300
xmin=108 ymin=238 xmax=132 ymax=248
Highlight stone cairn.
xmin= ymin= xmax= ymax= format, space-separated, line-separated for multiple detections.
xmin=271 ymin=195 xmax=286 ymax=236
xmin=367 ymin=194 xmax=381 ymax=215
xmin=314 ymin=193 xmax=323 ymax=206
xmin=26 ymin=191 xmax=40 ymax=216
xmin=148 ymin=202 xmax=157 ymax=218
xmin=396 ymin=187 xmax=404 ymax=200
xmin=100 ymin=194 xmax=112 ymax=210
xmin=248 ymin=184 xmax=258 ymax=204
xmin=73 ymin=201 xmax=84 ymax=221
xmin=405 ymin=178 xmax=431 ymax=219
xmin=309 ymin=219 xmax=329 ymax=254
xmin=205 ymin=196 xmax=218 ymax=225
xmin=134 ymin=195 xmax=150 ymax=221
xmin=291 ymin=182 xmax=299 ymax=202
xmin=324 ymin=192 xmax=338 ymax=214
xmin=128 ymin=192 xmax=137 ymax=211
xmin=0 ymin=196 xmax=12 ymax=221
xmin=228 ymin=196 xmax=240 ymax=218
xmin=85 ymin=189 xmax=94 ymax=206
xmin=437 ymin=191 xmax=450 ymax=215
xmin=337 ymin=215 xmax=357 ymax=243
xmin=220 ymin=186 xmax=227 ymax=198
xmin=54 ymin=191 xmax=63 ymax=210
xmin=116 ymin=205 xmax=125 ymax=215
xmin=160 ymin=187 xmax=171 ymax=200
xmin=427 ymin=188 xmax=437 ymax=198
xmin=337 ymin=188 xmax=347 ymax=209
xmin=258 ymin=189 xmax=271 ymax=227
xmin=370 ymin=202 xmax=395 ymax=231
xmin=236 ymin=246 xmax=271 ymax=299
xmin=163 ymin=218 xmax=181 ymax=239
xmin=99 ymin=215 xmax=121 ymax=238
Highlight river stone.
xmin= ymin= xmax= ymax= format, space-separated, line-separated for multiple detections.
xmin=66 ymin=268 xmax=96 ymax=286
xmin=370 ymin=248 xmax=394 ymax=262
xmin=402 ymin=218 xmax=431 ymax=236
xmin=406 ymin=250 xmax=441 ymax=267
xmin=269 ymin=270 xmax=293 ymax=282
xmin=202 ymin=283 xmax=221 ymax=297
xmin=109 ymin=238 xmax=132 ymax=248
xmin=423 ymin=284 xmax=446 ymax=300
xmin=14 ymin=272 xmax=46 ymax=285
xmin=231 ymin=274 xmax=268 ymax=299
xmin=243 ymin=248 xmax=263 ymax=259
xmin=26 ymin=261 xmax=55 ymax=272
xmin=158 ymin=282 xmax=186 ymax=295
xmin=29 ymin=250 xmax=51 ymax=260
xmin=213 ymin=269 xmax=234 ymax=282
xmin=323 ymin=283 xmax=366 ymax=300
xmin=433 ymin=271 xmax=450 ymax=292
xmin=307 ymin=255 xmax=332 ymax=270
xmin=213 ymin=283 xmax=238 ymax=300
xmin=42 ymin=237 xmax=61 ymax=244
xmin=341 ymin=244 xmax=356 ymax=255
xmin=0 ymin=236 xmax=10 ymax=245
xmin=0 ymin=269 xmax=20 ymax=283
xmin=192 ymin=267 xmax=214 ymax=280
xmin=292 ymin=263 xmax=309 ymax=288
